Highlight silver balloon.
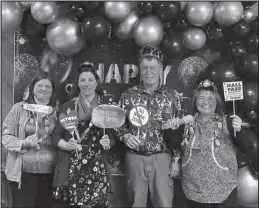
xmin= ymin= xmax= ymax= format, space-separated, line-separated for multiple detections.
xmin=133 ymin=15 xmax=164 ymax=47
xmin=238 ymin=166 xmax=258 ymax=206
xmin=2 ymin=2 xmax=23 ymax=32
xmin=214 ymin=2 xmax=244 ymax=26
xmin=186 ymin=2 xmax=214 ymax=26
xmin=183 ymin=27 xmax=206 ymax=51
xmin=243 ymin=9 xmax=256 ymax=22
xmin=19 ymin=1 xmax=32 ymax=10
xmin=115 ymin=11 xmax=139 ymax=40
xmin=31 ymin=2 xmax=59 ymax=24
xmin=46 ymin=17 xmax=84 ymax=56
xmin=104 ymin=2 xmax=132 ymax=23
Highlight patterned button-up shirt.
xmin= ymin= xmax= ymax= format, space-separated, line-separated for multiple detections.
xmin=117 ymin=84 xmax=184 ymax=154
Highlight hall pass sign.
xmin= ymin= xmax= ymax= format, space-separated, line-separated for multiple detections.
xmin=223 ymin=81 xmax=243 ymax=101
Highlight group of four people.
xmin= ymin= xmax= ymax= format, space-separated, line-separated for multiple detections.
xmin=2 ymin=46 xmax=255 ymax=208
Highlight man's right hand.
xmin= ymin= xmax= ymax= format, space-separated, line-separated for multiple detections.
xmin=22 ymin=134 xmax=38 ymax=148
xmin=122 ymin=134 xmax=141 ymax=150
xmin=58 ymin=138 xmax=79 ymax=151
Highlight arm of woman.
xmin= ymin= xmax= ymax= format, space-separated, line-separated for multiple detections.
xmin=52 ymin=119 xmax=66 ymax=147
xmin=226 ymin=115 xmax=258 ymax=162
xmin=106 ymin=128 xmax=117 ymax=148
xmin=2 ymin=103 xmax=26 ymax=152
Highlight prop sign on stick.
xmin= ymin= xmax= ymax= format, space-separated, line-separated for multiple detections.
xmin=92 ymin=104 xmax=126 ymax=135
xmin=129 ymin=105 xmax=149 ymax=138
xmin=23 ymin=104 xmax=53 ymax=150
xmin=59 ymin=110 xmax=80 ymax=158
xmin=223 ymin=81 xmax=244 ymax=136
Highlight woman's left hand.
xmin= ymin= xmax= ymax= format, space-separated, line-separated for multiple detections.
xmin=100 ymin=134 xmax=110 ymax=150
xmin=230 ymin=115 xmax=242 ymax=132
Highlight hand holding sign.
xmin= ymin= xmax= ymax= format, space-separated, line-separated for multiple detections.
xmin=59 ymin=110 xmax=81 ymax=157
xmin=128 ymin=106 xmax=149 ymax=150
xmin=92 ymin=104 xmax=125 ymax=150
xmin=23 ymin=104 xmax=53 ymax=150
xmin=223 ymin=81 xmax=244 ymax=137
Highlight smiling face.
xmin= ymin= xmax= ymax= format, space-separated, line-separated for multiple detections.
xmin=33 ymin=79 xmax=53 ymax=103
xmin=196 ymin=90 xmax=217 ymax=116
xmin=139 ymin=57 xmax=162 ymax=87
xmin=78 ymin=71 xmax=98 ymax=97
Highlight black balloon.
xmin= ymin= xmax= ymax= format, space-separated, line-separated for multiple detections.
xmin=82 ymin=16 xmax=109 ymax=43
xmin=249 ymin=158 xmax=258 ymax=176
xmin=238 ymin=54 xmax=258 ymax=79
xmin=231 ymin=44 xmax=247 ymax=59
xmin=83 ymin=1 xmax=102 ymax=12
xmin=240 ymin=107 xmax=258 ymax=125
xmin=173 ymin=17 xmax=189 ymax=31
xmin=237 ymin=151 xmax=249 ymax=168
xmin=192 ymin=45 xmax=222 ymax=65
xmin=224 ymin=19 xmax=251 ymax=40
xmin=156 ymin=2 xmax=181 ymax=22
xmin=161 ymin=30 xmax=184 ymax=58
xmin=69 ymin=3 xmax=86 ymax=21
xmin=241 ymin=1 xmax=257 ymax=9
xmin=163 ymin=22 xmax=172 ymax=31
xmin=229 ymin=40 xmax=243 ymax=48
xmin=246 ymin=34 xmax=258 ymax=53
xmin=251 ymin=17 xmax=258 ymax=33
xmin=236 ymin=125 xmax=258 ymax=164
xmin=207 ymin=22 xmax=224 ymax=40
xmin=20 ymin=10 xmax=47 ymax=39
xmin=139 ymin=2 xmax=154 ymax=16
xmin=208 ymin=62 xmax=240 ymax=93
xmin=240 ymin=81 xmax=258 ymax=109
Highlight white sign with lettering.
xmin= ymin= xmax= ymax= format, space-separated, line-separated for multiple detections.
xmin=223 ymin=81 xmax=243 ymax=101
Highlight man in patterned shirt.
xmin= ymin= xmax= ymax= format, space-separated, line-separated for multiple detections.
xmin=117 ymin=45 xmax=184 ymax=207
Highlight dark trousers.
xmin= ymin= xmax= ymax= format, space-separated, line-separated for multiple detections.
xmin=186 ymin=188 xmax=238 ymax=208
xmin=9 ymin=172 xmax=53 ymax=208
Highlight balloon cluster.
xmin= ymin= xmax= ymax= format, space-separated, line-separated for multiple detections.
xmin=2 ymin=1 xmax=258 ymax=58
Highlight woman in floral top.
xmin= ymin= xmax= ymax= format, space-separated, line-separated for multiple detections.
xmin=180 ymin=79 xmax=256 ymax=208
xmin=52 ymin=63 xmax=115 ymax=208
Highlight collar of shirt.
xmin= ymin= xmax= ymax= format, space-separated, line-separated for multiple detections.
xmin=137 ymin=84 xmax=164 ymax=95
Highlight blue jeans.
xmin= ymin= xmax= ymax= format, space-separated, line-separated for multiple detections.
xmin=125 ymin=151 xmax=174 ymax=207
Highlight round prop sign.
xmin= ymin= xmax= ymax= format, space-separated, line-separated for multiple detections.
xmin=129 ymin=106 xmax=149 ymax=128
xmin=92 ymin=104 xmax=126 ymax=129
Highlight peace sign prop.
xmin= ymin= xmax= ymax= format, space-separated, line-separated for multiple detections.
xmin=129 ymin=105 xmax=149 ymax=138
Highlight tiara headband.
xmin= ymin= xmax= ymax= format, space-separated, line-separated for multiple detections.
xmin=81 ymin=61 xmax=94 ymax=67
xmin=196 ymin=79 xmax=218 ymax=93
xmin=139 ymin=45 xmax=163 ymax=63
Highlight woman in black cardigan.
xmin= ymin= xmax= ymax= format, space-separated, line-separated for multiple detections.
xmin=52 ymin=63 xmax=115 ymax=208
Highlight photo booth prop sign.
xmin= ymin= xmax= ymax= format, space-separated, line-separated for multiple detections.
xmin=59 ymin=110 xmax=81 ymax=157
xmin=92 ymin=105 xmax=126 ymax=129
xmin=223 ymin=81 xmax=244 ymax=136
xmin=129 ymin=105 xmax=149 ymax=139
xmin=223 ymin=81 xmax=244 ymax=101
xmin=23 ymin=103 xmax=53 ymax=150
